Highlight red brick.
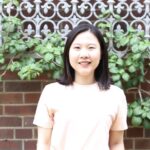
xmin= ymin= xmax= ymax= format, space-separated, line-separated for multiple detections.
xmin=0 ymin=106 xmax=3 ymax=115
xmin=24 ymin=140 xmax=36 ymax=150
xmin=144 ymin=59 xmax=150 ymax=80
xmin=0 ymin=117 xmax=22 ymax=127
xmin=24 ymin=93 xmax=40 ymax=103
xmin=41 ymin=81 xmax=51 ymax=89
xmin=0 ymin=129 xmax=14 ymax=139
xmin=125 ymin=92 xmax=136 ymax=103
xmin=127 ymin=128 xmax=144 ymax=138
xmin=145 ymin=69 xmax=150 ymax=80
xmin=135 ymin=139 xmax=150 ymax=149
xmin=15 ymin=129 xmax=32 ymax=139
xmin=2 ymin=71 xmax=20 ymax=80
xmin=0 ymin=140 xmax=22 ymax=150
xmin=0 ymin=93 xmax=23 ymax=104
xmin=36 ymin=72 xmax=50 ymax=80
xmin=141 ymin=81 xmax=150 ymax=93
xmin=24 ymin=117 xmax=34 ymax=127
xmin=126 ymin=127 xmax=143 ymax=137
xmin=5 ymin=81 xmax=41 ymax=92
xmin=0 ymin=82 xmax=3 ymax=92
xmin=5 ymin=105 xmax=36 ymax=115
xmin=124 ymin=138 xmax=133 ymax=149
xmin=127 ymin=118 xmax=132 ymax=127
xmin=34 ymin=128 xmax=37 ymax=138
xmin=145 ymin=129 xmax=150 ymax=138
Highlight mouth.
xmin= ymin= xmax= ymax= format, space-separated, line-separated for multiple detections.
xmin=78 ymin=61 xmax=91 ymax=66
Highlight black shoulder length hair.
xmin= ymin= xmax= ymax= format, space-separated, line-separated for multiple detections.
xmin=58 ymin=23 xmax=110 ymax=90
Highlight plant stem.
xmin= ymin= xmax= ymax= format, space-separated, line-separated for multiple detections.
xmin=0 ymin=56 xmax=14 ymax=78
xmin=140 ymin=89 xmax=150 ymax=96
xmin=138 ymin=85 xmax=143 ymax=102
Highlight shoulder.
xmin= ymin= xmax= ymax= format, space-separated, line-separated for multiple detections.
xmin=40 ymin=82 xmax=67 ymax=103
xmin=109 ymin=85 xmax=124 ymax=93
xmin=43 ymin=82 xmax=68 ymax=93
xmin=45 ymin=82 xmax=67 ymax=89
xmin=106 ymin=85 xmax=126 ymax=100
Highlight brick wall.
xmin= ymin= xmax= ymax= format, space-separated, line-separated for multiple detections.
xmin=0 ymin=72 xmax=49 ymax=150
xmin=0 ymin=60 xmax=149 ymax=150
xmin=124 ymin=59 xmax=150 ymax=150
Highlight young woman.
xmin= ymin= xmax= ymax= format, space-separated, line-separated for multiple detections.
xmin=33 ymin=23 xmax=128 ymax=150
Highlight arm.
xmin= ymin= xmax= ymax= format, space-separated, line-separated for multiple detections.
xmin=36 ymin=126 xmax=52 ymax=150
xmin=109 ymin=130 xmax=125 ymax=150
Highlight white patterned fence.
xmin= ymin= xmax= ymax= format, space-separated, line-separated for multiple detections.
xmin=0 ymin=0 xmax=150 ymax=55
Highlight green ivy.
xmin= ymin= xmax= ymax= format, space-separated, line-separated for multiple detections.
xmin=0 ymin=5 xmax=150 ymax=128
xmin=0 ymin=16 xmax=64 ymax=80
xmin=3 ymin=0 xmax=19 ymax=6
xmin=97 ymin=11 xmax=150 ymax=128
xmin=97 ymin=11 xmax=150 ymax=89
xmin=128 ymin=98 xmax=150 ymax=128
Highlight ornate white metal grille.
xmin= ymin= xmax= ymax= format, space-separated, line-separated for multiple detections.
xmin=0 ymin=0 xmax=150 ymax=54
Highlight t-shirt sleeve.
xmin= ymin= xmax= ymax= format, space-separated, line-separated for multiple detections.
xmin=33 ymin=85 xmax=54 ymax=129
xmin=111 ymin=90 xmax=128 ymax=131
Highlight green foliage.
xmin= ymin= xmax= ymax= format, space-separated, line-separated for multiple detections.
xmin=128 ymin=98 xmax=150 ymax=128
xmin=3 ymin=0 xmax=19 ymax=6
xmin=98 ymin=10 xmax=150 ymax=129
xmin=0 ymin=16 xmax=64 ymax=80
xmin=98 ymin=11 xmax=149 ymax=89
xmin=0 ymin=7 xmax=150 ymax=128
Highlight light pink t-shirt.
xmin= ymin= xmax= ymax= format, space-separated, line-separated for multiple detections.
xmin=33 ymin=82 xmax=128 ymax=150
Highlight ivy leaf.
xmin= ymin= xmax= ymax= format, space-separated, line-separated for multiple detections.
xmin=108 ymin=63 xmax=116 ymax=68
xmin=143 ymin=119 xmax=150 ymax=129
xmin=120 ymin=36 xmax=129 ymax=46
xmin=44 ymin=53 xmax=54 ymax=62
xmin=116 ymin=58 xmax=124 ymax=66
xmin=131 ymin=116 xmax=142 ymax=126
xmin=111 ymin=74 xmax=121 ymax=82
xmin=122 ymin=72 xmax=130 ymax=81
xmin=129 ymin=101 xmax=139 ymax=109
xmin=146 ymin=112 xmax=150 ymax=120
xmin=0 ymin=54 xmax=5 ymax=64
xmin=127 ymin=108 xmax=133 ymax=117
xmin=8 ymin=61 xmax=21 ymax=71
xmin=125 ymin=58 xmax=132 ymax=66
xmin=119 ymin=69 xmax=125 ymax=75
xmin=54 ymin=48 xmax=62 ymax=55
xmin=55 ymin=56 xmax=63 ymax=66
xmin=133 ymin=53 xmax=141 ymax=60
xmin=133 ymin=106 xmax=143 ymax=116
xmin=128 ymin=65 xmax=136 ymax=73
xmin=130 ymin=37 xmax=139 ymax=45
xmin=45 ymin=43 xmax=53 ymax=52
xmin=131 ymin=44 xmax=139 ymax=53
xmin=18 ymin=64 xmax=43 ymax=80
xmin=114 ymin=80 xmax=122 ymax=88
xmin=52 ymin=70 xmax=61 ymax=79
xmin=15 ymin=44 xmax=27 ymax=52
xmin=142 ymin=112 xmax=147 ymax=119
xmin=109 ymin=67 xmax=119 ymax=74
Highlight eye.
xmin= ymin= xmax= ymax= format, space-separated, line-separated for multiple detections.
xmin=88 ymin=46 xmax=95 ymax=50
xmin=74 ymin=46 xmax=80 ymax=50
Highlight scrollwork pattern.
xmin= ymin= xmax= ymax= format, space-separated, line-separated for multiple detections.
xmin=0 ymin=0 xmax=149 ymax=54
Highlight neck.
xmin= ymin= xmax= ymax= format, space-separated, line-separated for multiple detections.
xmin=75 ymin=75 xmax=95 ymax=85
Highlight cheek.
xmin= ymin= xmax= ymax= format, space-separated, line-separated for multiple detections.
xmin=69 ymin=51 xmax=77 ymax=67
xmin=93 ymin=51 xmax=101 ymax=64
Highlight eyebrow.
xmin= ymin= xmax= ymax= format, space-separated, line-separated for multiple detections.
xmin=72 ymin=43 xmax=97 ymax=46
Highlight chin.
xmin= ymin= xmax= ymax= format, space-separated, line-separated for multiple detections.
xmin=78 ymin=71 xmax=94 ymax=77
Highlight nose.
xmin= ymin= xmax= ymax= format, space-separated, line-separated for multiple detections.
xmin=79 ymin=49 xmax=89 ymax=58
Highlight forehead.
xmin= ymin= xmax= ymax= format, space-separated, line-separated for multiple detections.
xmin=72 ymin=31 xmax=99 ymax=45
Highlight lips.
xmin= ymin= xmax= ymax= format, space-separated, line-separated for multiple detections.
xmin=78 ymin=61 xmax=91 ymax=66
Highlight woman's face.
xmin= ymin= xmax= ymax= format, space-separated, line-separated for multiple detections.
xmin=69 ymin=31 xmax=101 ymax=83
